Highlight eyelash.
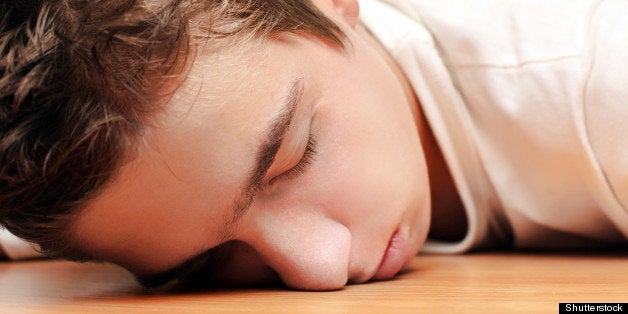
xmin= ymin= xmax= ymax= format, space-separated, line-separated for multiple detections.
xmin=270 ymin=133 xmax=317 ymax=185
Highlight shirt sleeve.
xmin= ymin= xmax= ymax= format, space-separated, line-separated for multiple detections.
xmin=583 ymin=0 xmax=628 ymax=238
xmin=0 ymin=229 xmax=44 ymax=260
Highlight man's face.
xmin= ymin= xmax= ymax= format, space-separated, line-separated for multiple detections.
xmin=72 ymin=1 xmax=431 ymax=291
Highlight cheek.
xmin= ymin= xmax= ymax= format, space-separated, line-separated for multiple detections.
xmin=307 ymin=74 xmax=429 ymax=223
xmin=311 ymin=121 xmax=423 ymax=225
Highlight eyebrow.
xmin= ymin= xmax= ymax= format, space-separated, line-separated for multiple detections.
xmin=135 ymin=78 xmax=305 ymax=288
xmin=231 ymin=77 xmax=304 ymax=221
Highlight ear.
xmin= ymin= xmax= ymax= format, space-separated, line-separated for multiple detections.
xmin=329 ymin=0 xmax=360 ymax=28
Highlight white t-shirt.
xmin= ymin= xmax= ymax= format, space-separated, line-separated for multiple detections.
xmin=0 ymin=229 xmax=41 ymax=260
xmin=360 ymin=0 xmax=628 ymax=252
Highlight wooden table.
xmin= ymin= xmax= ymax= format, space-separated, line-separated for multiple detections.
xmin=1 ymin=253 xmax=626 ymax=313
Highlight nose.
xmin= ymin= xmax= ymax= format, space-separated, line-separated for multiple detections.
xmin=238 ymin=208 xmax=352 ymax=291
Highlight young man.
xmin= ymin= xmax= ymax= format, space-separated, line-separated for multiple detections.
xmin=1 ymin=0 xmax=626 ymax=291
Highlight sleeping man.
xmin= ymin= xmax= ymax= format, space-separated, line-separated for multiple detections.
xmin=1 ymin=0 xmax=626 ymax=290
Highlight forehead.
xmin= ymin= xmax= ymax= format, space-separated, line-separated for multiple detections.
xmin=71 ymin=39 xmax=299 ymax=272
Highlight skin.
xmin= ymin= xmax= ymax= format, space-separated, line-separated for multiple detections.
xmin=72 ymin=0 xmax=448 ymax=291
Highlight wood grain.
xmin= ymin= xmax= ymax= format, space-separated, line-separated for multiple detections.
xmin=1 ymin=253 xmax=626 ymax=313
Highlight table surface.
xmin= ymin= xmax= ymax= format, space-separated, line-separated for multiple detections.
xmin=1 ymin=252 xmax=626 ymax=313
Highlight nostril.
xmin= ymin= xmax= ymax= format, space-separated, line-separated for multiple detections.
xmin=347 ymin=271 xmax=372 ymax=285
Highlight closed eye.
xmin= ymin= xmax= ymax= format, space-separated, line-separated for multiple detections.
xmin=268 ymin=132 xmax=317 ymax=186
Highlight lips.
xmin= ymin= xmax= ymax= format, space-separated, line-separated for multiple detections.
xmin=372 ymin=229 xmax=409 ymax=281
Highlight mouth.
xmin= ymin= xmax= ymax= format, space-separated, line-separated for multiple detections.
xmin=372 ymin=229 xmax=409 ymax=281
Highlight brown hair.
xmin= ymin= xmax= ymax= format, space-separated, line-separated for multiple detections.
xmin=0 ymin=0 xmax=344 ymax=260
